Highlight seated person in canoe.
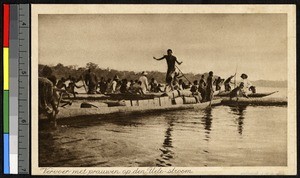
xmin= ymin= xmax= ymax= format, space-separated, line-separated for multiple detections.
xmin=229 ymin=82 xmax=249 ymax=100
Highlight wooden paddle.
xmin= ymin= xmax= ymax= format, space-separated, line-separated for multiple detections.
xmin=175 ymin=65 xmax=192 ymax=84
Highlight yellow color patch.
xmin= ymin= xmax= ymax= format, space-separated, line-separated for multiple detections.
xmin=3 ymin=48 xmax=9 ymax=90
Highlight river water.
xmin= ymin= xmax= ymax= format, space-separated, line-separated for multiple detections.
xmin=39 ymin=87 xmax=287 ymax=167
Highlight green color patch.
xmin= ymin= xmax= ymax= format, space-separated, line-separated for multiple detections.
xmin=3 ymin=91 xmax=9 ymax=133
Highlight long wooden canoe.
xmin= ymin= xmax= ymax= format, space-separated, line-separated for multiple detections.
xmin=52 ymin=99 xmax=222 ymax=120
xmin=215 ymin=91 xmax=278 ymax=98
xmin=63 ymin=93 xmax=167 ymax=100
xmin=221 ymin=97 xmax=287 ymax=106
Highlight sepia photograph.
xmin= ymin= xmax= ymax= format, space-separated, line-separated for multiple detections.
xmin=31 ymin=5 xmax=296 ymax=175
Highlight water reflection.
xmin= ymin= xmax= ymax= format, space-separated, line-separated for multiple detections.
xmin=157 ymin=117 xmax=174 ymax=167
xmin=229 ymin=106 xmax=247 ymax=135
xmin=201 ymin=107 xmax=213 ymax=141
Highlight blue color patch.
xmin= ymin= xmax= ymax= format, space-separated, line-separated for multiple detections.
xmin=4 ymin=134 xmax=10 ymax=174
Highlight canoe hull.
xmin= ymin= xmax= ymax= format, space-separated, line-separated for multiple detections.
xmin=216 ymin=91 xmax=278 ymax=98
xmin=221 ymin=97 xmax=287 ymax=106
xmin=54 ymin=99 xmax=222 ymax=120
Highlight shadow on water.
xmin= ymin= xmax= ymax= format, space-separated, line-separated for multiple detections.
xmin=201 ymin=107 xmax=213 ymax=142
xmin=38 ymin=125 xmax=79 ymax=167
xmin=156 ymin=117 xmax=175 ymax=167
xmin=229 ymin=105 xmax=247 ymax=135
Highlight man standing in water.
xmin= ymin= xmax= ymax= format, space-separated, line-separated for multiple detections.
xmin=153 ymin=49 xmax=183 ymax=91
xmin=205 ymin=71 xmax=214 ymax=101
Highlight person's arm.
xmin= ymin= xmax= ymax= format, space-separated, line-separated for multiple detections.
xmin=153 ymin=55 xmax=165 ymax=61
xmin=145 ymin=79 xmax=149 ymax=91
xmin=242 ymin=91 xmax=249 ymax=98
xmin=175 ymin=57 xmax=183 ymax=65
xmin=112 ymin=81 xmax=117 ymax=92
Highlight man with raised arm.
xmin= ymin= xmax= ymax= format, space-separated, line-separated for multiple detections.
xmin=153 ymin=49 xmax=183 ymax=91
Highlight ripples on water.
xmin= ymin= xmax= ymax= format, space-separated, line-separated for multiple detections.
xmin=39 ymin=104 xmax=287 ymax=167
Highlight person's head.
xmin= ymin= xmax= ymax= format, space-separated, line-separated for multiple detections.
xmin=151 ymin=78 xmax=155 ymax=82
xmin=88 ymin=68 xmax=91 ymax=73
xmin=48 ymin=75 xmax=57 ymax=85
xmin=122 ymin=79 xmax=128 ymax=84
xmin=201 ymin=75 xmax=205 ymax=78
xmin=135 ymin=79 xmax=138 ymax=83
xmin=100 ymin=77 xmax=104 ymax=81
xmin=249 ymin=86 xmax=256 ymax=93
xmin=114 ymin=75 xmax=119 ymax=81
xmin=178 ymin=79 xmax=183 ymax=84
xmin=41 ymin=65 xmax=52 ymax=77
xmin=138 ymin=81 xmax=142 ymax=85
xmin=193 ymin=80 xmax=198 ymax=85
xmin=239 ymin=82 xmax=244 ymax=88
xmin=241 ymin=73 xmax=248 ymax=79
xmin=172 ymin=80 xmax=177 ymax=85
xmin=209 ymin=71 xmax=213 ymax=76
xmin=61 ymin=77 xmax=65 ymax=82
xmin=107 ymin=78 xmax=111 ymax=82
xmin=142 ymin=71 xmax=148 ymax=76
xmin=167 ymin=49 xmax=173 ymax=55
xmin=70 ymin=77 xmax=76 ymax=82
xmin=130 ymin=80 xmax=134 ymax=83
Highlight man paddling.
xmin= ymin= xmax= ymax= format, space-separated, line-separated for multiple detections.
xmin=224 ymin=74 xmax=236 ymax=91
xmin=153 ymin=49 xmax=183 ymax=91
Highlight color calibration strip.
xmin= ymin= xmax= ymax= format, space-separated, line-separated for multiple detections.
xmin=3 ymin=4 xmax=30 ymax=174
xmin=9 ymin=4 xmax=19 ymax=174
xmin=3 ymin=3 xmax=10 ymax=174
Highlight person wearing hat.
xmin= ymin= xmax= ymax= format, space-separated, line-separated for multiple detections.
xmin=240 ymin=73 xmax=253 ymax=94
xmin=153 ymin=49 xmax=183 ymax=90
xmin=138 ymin=71 xmax=149 ymax=93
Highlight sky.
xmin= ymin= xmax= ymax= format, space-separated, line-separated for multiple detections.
xmin=39 ymin=14 xmax=287 ymax=81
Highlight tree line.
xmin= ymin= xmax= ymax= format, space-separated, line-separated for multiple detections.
xmin=38 ymin=62 xmax=212 ymax=84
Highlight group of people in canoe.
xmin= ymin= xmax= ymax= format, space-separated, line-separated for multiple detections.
xmin=39 ymin=48 xmax=256 ymax=117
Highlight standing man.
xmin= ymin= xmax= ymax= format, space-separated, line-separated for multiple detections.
xmin=84 ymin=68 xmax=98 ymax=94
xmin=205 ymin=71 xmax=214 ymax=101
xmin=153 ymin=49 xmax=183 ymax=91
xmin=198 ymin=75 xmax=206 ymax=101
xmin=139 ymin=71 xmax=149 ymax=94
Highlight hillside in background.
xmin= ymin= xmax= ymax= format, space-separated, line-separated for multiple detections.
xmin=39 ymin=63 xmax=287 ymax=88
xmin=252 ymin=80 xmax=287 ymax=88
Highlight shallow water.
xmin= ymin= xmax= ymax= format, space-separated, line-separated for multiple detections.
xmin=39 ymin=103 xmax=287 ymax=167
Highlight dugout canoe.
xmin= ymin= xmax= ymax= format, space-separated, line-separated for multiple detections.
xmin=63 ymin=93 xmax=167 ymax=100
xmin=106 ymin=92 xmax=167 ymax=100
xmin=53 ymin=99 xmax=222 ymax=120
xmin=221 ymin=97 xmax=287 ymax=106
xmin=63 ymin=93 xmax=110 ymax=100
xmin=215 ymin=91 xmax=278 ymax=98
